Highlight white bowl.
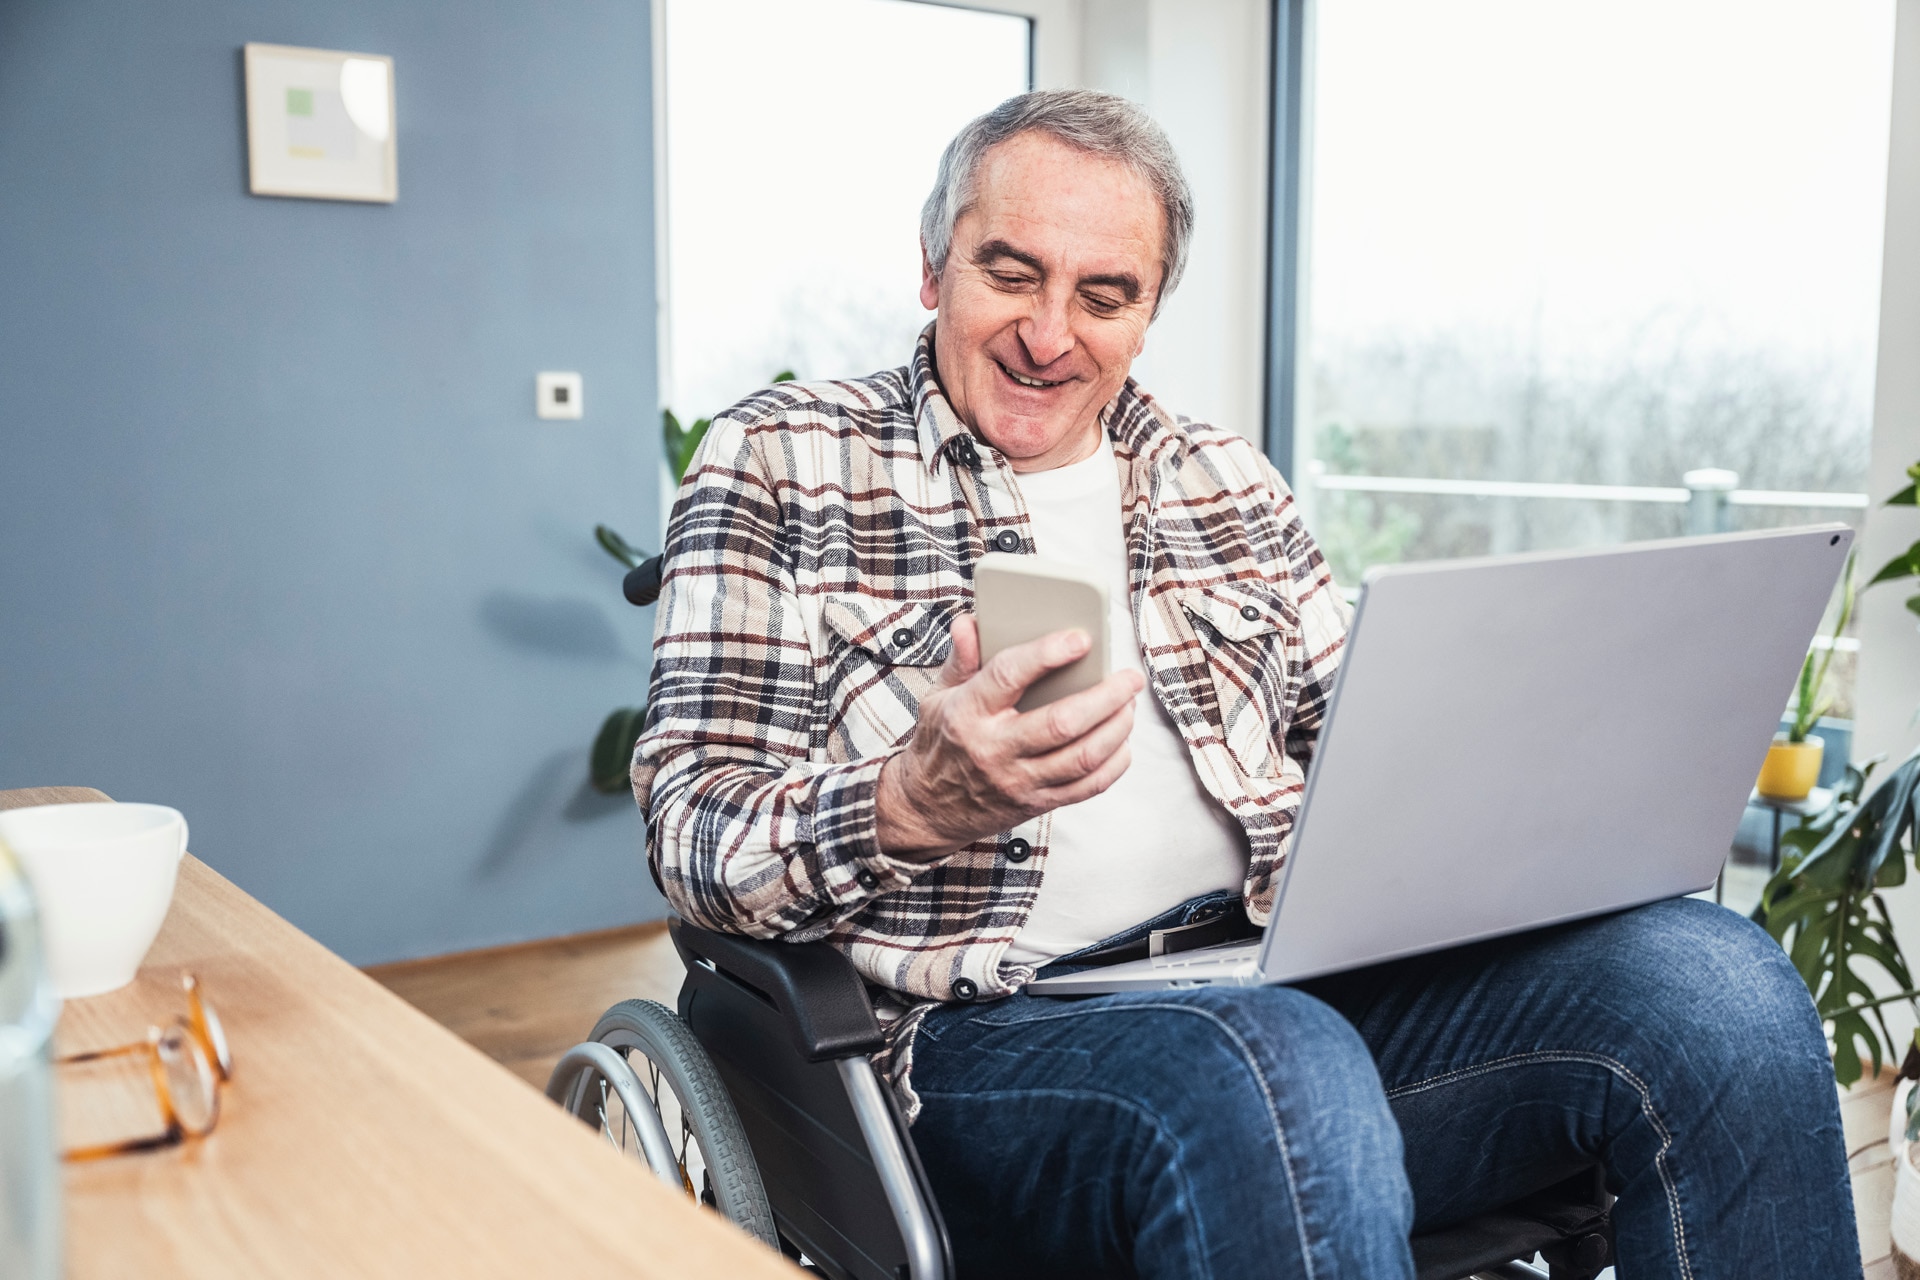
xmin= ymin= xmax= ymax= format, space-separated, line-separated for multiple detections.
xmin=0 ymin=803 xmax=188 ymax=998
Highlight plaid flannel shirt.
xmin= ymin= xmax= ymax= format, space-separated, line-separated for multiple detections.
xmin=632 ymin=328 xmax=1349 ymax=1111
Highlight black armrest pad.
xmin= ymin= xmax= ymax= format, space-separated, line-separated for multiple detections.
xmin=669 ymin=918 xmax=886 ymax=1062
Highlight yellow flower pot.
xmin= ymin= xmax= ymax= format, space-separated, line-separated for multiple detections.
xmin=1756 ymin=734 xmax=1824 ymax=801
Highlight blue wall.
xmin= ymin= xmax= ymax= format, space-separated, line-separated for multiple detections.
xmin=0 ymin=1 xmax=666 ymax=963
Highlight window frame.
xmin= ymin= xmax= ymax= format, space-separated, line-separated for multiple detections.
xmin=1263 ymin=0 xmax=1310 ymax=484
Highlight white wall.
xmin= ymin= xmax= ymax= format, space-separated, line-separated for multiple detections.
xmin=1130 ymin=0 xmax=1271 ymax=442
xmin=1858 ymin=0 xmax=1920 ymax=773
xmin=1854 ymin=0 xmax=1920 ymax=1054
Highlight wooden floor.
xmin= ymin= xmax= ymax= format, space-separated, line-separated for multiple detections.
xmin=365 ymin=922 xmax=684 ymax=1091
xmin=1845 ymin=1069 xmax=1904 ymax=1280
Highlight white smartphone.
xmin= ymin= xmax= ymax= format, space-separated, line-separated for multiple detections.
xmin=973 ymin=552 xmax=1110 ymax=712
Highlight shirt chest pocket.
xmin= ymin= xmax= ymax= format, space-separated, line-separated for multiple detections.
xmin=817 ymin=594 xmax=963 ymax=755
xmin=1175 ymin=581 xmax=1301 ymax=779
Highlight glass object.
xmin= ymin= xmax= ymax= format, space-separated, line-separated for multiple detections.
xmin=1298 ymin=0 xmax=1896 ymax=587
xmin=57 ymin=972 xmax=231 ymax=1162
xmin=660 ymin=0 xmax=1031 ymax=426
xmin=0 ymin=837 xmax=61 ymax=1279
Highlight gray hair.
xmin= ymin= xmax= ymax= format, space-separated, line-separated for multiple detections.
xmin=920 ymin=90 xmax=1194 ymax=314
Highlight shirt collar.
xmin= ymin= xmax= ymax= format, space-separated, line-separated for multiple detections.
xmin=910 ymin=325 xmax=979 ymax=475
xmin=908 ymin=322 xmax=1191 ymax=477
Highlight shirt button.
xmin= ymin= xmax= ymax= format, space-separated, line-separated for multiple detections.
xmin=951 ymin=978 xmax=978 ymax=1001
xmin=856 ymin=869 xmax=880 ymax=891
xmin=891 ymin=627 xmax=915 ymax=649
xmin=953 ymin=437 xmax=979 ymax=467
xmin=993 ymin=529 xmax=1022 ymax=553
xmin=1240 ymin=604 xmax=1260 ymax=621
xmin=1004 ymin=837 xmax=1032 ymax=863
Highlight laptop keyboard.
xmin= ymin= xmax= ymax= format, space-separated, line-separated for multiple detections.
xmin=1150 ymin=940 xmax=1259 ymax=970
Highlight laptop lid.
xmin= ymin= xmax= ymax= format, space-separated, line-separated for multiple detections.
xmin=1257 ymin=525 xmax=1854 ymax=984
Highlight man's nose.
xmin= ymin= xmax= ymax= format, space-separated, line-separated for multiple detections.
xmin=1017 ymin=291 xmax=1075 ymax=368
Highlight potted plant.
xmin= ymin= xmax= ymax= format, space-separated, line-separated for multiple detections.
xmin=1756 ymin=553 xmax=1856 ymax=800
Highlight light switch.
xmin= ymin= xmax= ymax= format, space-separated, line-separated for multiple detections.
xmin=537 ymin=371 xmax=583 ymax=420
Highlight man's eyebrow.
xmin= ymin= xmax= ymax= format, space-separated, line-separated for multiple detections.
xmin=972 ymin=239 xmax=1045 ymax=274
xmin=972 ymin=239 xmax=1143 ymax=302
xmin=1079 ymin=272 xmax=1141 ymax=302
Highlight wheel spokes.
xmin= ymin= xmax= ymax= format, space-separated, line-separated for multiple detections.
xmin=589 ymin=1040 xmax=717 ymax=1213
xmin=677 ymin=1109 xmax=697 ymax=1199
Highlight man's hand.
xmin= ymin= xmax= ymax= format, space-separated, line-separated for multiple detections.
xmin=875 ymin=615 xmax=1145 ymax=862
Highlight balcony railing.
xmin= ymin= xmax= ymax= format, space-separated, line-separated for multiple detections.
xmin=1308 ymin=464 xmax=1869 ymax=535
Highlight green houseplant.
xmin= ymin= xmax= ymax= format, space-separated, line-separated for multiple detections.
xmin=1867 ymin=460 xmax=1920 ymax=616
xmin=588 ymin=522 xmax=653 ymax=794
xmin=1752 ymin=752 xmax=1916 ymax=1085
xmin=586 ymin=373 xmax=797 ymax=794
xmin=1755 ymin=460 xmax=1920 ymax=1083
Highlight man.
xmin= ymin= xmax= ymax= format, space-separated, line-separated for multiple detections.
xmin=635 ymin=91 xmax=1857 ymax=1278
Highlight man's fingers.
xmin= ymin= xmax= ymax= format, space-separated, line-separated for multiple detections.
xmin=1004 ymin=669 xmax=1144 ymax=755
xmin=1036 ymin=743 xmax=1134 ymax=809
xmin=1023 ymin=700 xmax=1135 ymax=789
xmin=968 ymin=628 xmax=1093 ymax=712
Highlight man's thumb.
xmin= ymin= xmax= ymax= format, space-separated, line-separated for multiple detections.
xmin=940 ymin=613 xmax=981 ymax=688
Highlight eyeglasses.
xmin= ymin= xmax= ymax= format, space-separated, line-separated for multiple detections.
xmin=57 ymin=972 xmax=232 ymax=1161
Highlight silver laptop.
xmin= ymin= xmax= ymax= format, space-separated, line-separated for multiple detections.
xmin=1027 ymin=525 xmax=1854 ymax=996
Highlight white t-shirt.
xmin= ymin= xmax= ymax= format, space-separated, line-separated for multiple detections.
xmin=1000 ymin=435 xmax=1250 ymax=969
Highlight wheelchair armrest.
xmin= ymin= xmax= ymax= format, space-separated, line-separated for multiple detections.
xmin=623 ymin=553 xmax=666 ymax=607
xmin=669 ymin=917 xmax=887 ymax=1063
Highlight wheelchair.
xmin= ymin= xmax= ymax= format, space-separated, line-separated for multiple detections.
xmin=545 ymin=553 xmax=1615 ymax=1280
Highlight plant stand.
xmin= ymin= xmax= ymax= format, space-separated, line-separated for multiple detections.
xmin=1719 ymin=786 xmax=1835 ymax=903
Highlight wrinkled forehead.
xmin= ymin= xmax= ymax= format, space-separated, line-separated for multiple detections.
xmin=959 ymin=133 xmax=1165 ymax=278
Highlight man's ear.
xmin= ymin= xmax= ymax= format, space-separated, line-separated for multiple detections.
xmin=919 ymin=241 xmax=941 ymax=312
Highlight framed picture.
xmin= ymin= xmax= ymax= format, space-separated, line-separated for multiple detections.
xmin=243 ymin=43 xmax=396 ymax=203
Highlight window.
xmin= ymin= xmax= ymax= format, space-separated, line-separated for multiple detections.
xmin=1284 ymin=0 xmax=1896 ymax=604
xmin=659 ymin=0 xmax=1031 ymax=427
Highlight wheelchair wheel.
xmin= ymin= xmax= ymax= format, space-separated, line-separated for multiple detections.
xmin=558 ymin=999 xmax=778 ymax=1247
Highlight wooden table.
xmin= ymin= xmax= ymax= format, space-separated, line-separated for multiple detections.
xmin=10 ymin=789 xmax=794 ymax=1279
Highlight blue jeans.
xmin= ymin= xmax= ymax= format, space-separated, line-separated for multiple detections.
xmin=909 ymin=895 xmax=1858 ymax=1278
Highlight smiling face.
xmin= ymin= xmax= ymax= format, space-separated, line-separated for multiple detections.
xmin=919 ymin=132 xmax=1165 ymax=473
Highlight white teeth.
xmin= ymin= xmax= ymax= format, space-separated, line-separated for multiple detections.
xmin=1005 ymin=367 xmax=1062 ymax=388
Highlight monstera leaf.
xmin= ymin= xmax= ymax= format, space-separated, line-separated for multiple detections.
xmin=1755 ymin=753 xmax=1920 ymax=1084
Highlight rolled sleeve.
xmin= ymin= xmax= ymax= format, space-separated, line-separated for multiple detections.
xmin=806 ymin=753 xmax=924 ymax=904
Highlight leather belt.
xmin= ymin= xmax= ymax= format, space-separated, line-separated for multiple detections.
xmin=1068 ymin=901 xmax=1257 ymax=968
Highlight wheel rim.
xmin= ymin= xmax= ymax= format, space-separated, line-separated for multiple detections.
xmin=586 ymin=1035 xmax=717 ymax=1213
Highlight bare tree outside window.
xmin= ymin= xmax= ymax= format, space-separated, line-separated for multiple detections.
xmin=1302 ymin=0 xmax=1894 ymax=588
xmin=1299 ymin=0 xmax=1895 ymax=718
